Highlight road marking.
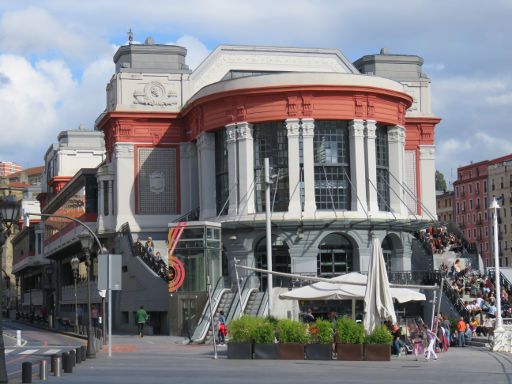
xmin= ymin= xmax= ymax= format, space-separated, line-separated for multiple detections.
xmin=19 ymin=349 xmax=38 ymax=355
xmin=44 ymin=349 xmax=61 ymax=355
xmin=4 ymin=349 xmax=14 ymax=355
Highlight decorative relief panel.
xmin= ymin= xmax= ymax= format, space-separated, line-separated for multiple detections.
xmin=133 ymin=81 xmax=178 ymax=106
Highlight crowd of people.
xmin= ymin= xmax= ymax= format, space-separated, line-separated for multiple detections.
xmin=133 ymin=237 xmax=168 ymax=280
xmin=416 ymin=226 xmax=463 ymax=254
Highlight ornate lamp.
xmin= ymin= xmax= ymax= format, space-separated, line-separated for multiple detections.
xmin=77 ymin=231 xmax=96 ymax=358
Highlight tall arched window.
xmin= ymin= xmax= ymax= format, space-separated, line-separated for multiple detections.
xmin=313 ymin=121 xmax=351 ymax=210
xmin=215 ymin=129 xmax=229 ymax=215
xmin=317 ymin=233 xmax=354 ymax=277
xmin=381 ymin=235 xmax=394 ymax=275
xmin=375 ymin=125 xmax=390 ymax=211
xmin=253 ymin=122 xmax=289 ymax=212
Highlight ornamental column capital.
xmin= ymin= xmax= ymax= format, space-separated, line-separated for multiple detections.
xmin=349 ymin=119 xmax=365 ymax=138
xmin=236 ymin=122 xmax=253 ymax=141
xmin=365 ymin=120 xmax=377 ymax=139
xmin=285 ymin=118 xmax=301 ymax=137
xmin=225 ymin=123 xmax=238 ymax=144
xmin=388 ymin=125 xmax=406 ymax=143
xmin=197 ymin=132 xmax=215 ymax=152
xmin=301 ymin=118 xmax=315 ymax=137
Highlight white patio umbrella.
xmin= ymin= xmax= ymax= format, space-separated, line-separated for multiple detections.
xmin=363 ymin=236 xmax=397 ymax=334
xmin=279 ymin=272 xmax=425 ymax=303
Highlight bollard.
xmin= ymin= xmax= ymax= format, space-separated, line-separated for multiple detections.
xmin=69 ymin=349 xmax=76 ymax=367
xmin=17 ymin=330 xmax=22 ymax=347
xmin=75 ymin=347 xmax=82 ymax=364
xmin=39 ymin=360 xmax=48 ymax=381
xmin=54 ymin=356 xmax=62 ymax=377
xmin=50 ymin=354 xmax=59 ymax=374
xmin=21 ymin=361 xmax=32 ymax=383
xmin=62 ymin=351 xmax=72 ymax=374
xmin=81 ymin=345 xmax=87 ymax=361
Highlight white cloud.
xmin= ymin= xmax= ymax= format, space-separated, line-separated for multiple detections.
xmin=171 ymin=36 xmax=210 ymax=70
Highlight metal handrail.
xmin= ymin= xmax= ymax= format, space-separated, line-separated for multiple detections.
xmin=226 ymin=274 xmax=259 ymax=324
xmin=191 ymin=276 xmax=230 ymax=343
xmin=256 ymin=289 xmax=269 ymax=317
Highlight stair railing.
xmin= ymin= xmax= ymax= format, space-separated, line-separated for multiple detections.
xmin=226 ymin=273 xmax=259 ymax=324
xmin=191 ymin=276 xmax=230 ymax=343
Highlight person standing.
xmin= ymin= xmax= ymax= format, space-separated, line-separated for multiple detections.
xmin=136 ymin=306 xmax=149 ymax=337
xmin=456 ymin=317 xmax=466 ymax=347
xmin=217 ymin=310 xmax=226 ymax=345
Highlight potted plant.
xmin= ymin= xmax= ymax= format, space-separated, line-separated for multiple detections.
xmin=253 ymin=317 xmax=278 ymax=359
xmin=305 ymin=319 xmax=333 ymax=360
xmin=276 ymin=319 xmax=308 ymax=359
xmin=364 ymin=325 xmax=393 ymax=361
xmin=227 ymin=315 xmax=255 ymax=359
xmin=335 ymin=317 xmax=365 ymax=360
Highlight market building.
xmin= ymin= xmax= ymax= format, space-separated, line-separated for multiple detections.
xmin=89 ymin=40 xmax=441 ymax=336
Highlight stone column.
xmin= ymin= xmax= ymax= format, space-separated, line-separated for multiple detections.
xmin=108 ymin=180 xmax=114 ymax=216
xmin=97 ymin=178 xmax=105 ymax=217
xmin=225 ymin=123 xmax=238 ymax=216
xmin=301 ymin=118 xmax=316 ymax=215
xmin=365 ymin=120 xmax=378 ymax=213
xmin=349 ymin=120 xmax=367 ymax=213
xmin=237 ymin=122 xmax=255 ymax=215
xmin=113 ymin=142 xmax=134 ymax=228
xmin=419 ymin=145 xmax=437 ymax=218
xmin=286 ymin=118 xmax=301 ymax=217
xmin=388 ymin=125 xmax=407 ymax=215
xmin=197 ymin=132 xmax=216 ymax=220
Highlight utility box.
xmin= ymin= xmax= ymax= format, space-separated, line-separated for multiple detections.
xmin=98 ymin=254 xmax=122 ymax=291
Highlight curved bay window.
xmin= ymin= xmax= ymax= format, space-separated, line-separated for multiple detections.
xmin=317 ymin=233 xmax=354 ymax=277
xmin=255 ymin=236 xmax=291 ymax=288
xmin=254 ymin=122 xmax=289 ymax=212
xmin=215 ymin=130 xmax=229 ymax=215
xmin=376 ymin=125 xmax=390 ymax=211
xmin=314 ymin=120 xmax=351 ymax=210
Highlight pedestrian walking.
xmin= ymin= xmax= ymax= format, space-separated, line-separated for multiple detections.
xmin=425 ymin=328 xmax=438 ymax=360
xmin=136 ymin=306 xmax=149 ymax=337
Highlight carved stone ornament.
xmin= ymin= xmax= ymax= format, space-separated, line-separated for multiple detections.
xmin=286 ymin=119 xmax=300 ymax=137
xmin=365 ymin=121 xmax=377 ymax=139
xmin=149 ymin=171 xmax=165 ymax=194
xmin=237 ymin=123 xmax=253 ymax=140
xmin=133 ymin=81 xmax=178 ymax=106
xmin=301 ymin=118 xmax=315 ymax=137
xmin=349 ymin=120 xmax=365 ymax=138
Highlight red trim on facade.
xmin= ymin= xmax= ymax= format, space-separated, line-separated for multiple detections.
xmin=43 ymin=213 xmax=97 ymax=247
xmin=49 ymin=176 xmax=73 ymax=195
xmin=133 ymin=144 xmax=181 ymax=215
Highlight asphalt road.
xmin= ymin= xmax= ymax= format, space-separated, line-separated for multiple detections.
xmin=29 ymin=333 xmax=512 ymax=384
xmin=2 ymin=319 xmax=85 ymax=382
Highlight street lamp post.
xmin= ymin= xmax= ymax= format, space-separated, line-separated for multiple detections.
xmin=491 ymin=197 xmax=503 ymax=330
xmin=0 ymin=195 xmax=21 ymax=383
xmin=78 ymin=232 xmax=96 ymax=358
xmin=70 ymin=255 xmax=80 ymax=333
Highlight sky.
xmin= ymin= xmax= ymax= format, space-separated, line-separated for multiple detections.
xmin=0 ymin=0 xmax=511 ymax=188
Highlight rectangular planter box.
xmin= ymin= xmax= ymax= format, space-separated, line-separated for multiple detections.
xmin=364 ymin=344 xmax=391 ymax=361
xmin=227 ymin=342 xmax=253 ymax=359
xmin=336 ymin=343 xmax=364 ymax=361
xmin=305 ymin=344 xmax=332 ymax=360
xmin=278 ymin=343 xmax=305 ymax=360
xmin=254 ymin=343 xmax=279 ymax=359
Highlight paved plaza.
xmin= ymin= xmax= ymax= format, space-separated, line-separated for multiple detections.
xmin=25 ymin=334 xmax=512 ymax=384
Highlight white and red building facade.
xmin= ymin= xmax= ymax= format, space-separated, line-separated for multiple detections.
xmin=91 ymin=42 xmax=441 ymax=334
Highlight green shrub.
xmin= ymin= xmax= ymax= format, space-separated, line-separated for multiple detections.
xmin=335 ymin=317 xmax=365 ymax=344
xmin=308 ymin=319 xmax=334 ymax=344
xmin=228 ymin=315 xmax=258 ymax=343
xmin=228 ymin=316 xmax=275 ymax=344
xmin=365 ymin=325 xmax=393 ymax=345
xmin=277 ymin=319 xmax=308 ymax=344
xmin=252 ymin=318 xmax=275 ymax=344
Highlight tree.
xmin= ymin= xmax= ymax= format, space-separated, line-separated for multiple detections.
xmin=435 ymin=170 xmax=447 ymax=192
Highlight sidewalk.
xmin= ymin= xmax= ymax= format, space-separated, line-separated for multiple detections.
xmin=37 ymin=335 xmax=512 ymax=384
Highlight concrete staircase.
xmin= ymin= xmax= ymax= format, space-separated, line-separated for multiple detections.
xmin=244 ymin=291 xmax=265 ymax=316
xmin=466 ymin=336 xmax=492 ymax=348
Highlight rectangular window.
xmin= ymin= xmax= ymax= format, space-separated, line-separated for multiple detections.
xmin=484 ymin=180 xmax=487 ymax=193
xmin=254 ymin=122 xmax=289 ymax=212
xmin=313 ymin=120 xmax=351 ymax=210
xmin=375 ymin=125 xmax=390 ymax=211
xmin=137 ymin=147 xmax=178 ymax=214
xmin=457 ymin=202 xmax=460 ymax=214
xmin=469 ymin=184 xmax=472 ymax=194
xmin=469 ymin=199 xmax=473 ymax=210
xmin=456 ymin=186 xmax=459 ymax=198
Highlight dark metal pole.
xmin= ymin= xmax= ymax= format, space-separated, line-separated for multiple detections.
xmin=85 ymin=250 xmax=95 ymax=358
xmin=0 ymin=231 xmax=9 ymax=383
